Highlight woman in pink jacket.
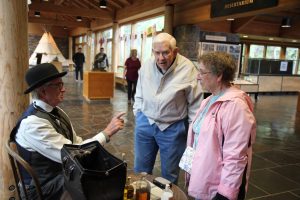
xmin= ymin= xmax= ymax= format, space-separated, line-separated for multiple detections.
xmin=184 ymin=52 xmax=256 ymax=200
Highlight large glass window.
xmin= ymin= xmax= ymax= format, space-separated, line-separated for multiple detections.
xmin=90 ymin=33 xmax=95 ymax=66
xmin=286 ymin=47 xmax=298 ymax=60
xmin=116 ymin=15 xmax=164 ymax=72
xmin=135 ymin=16 xmax=164 ymax=64
xmin=95 ymin=29 xmax=112 ymax=68
xmin=119 ymin=24 xmax=132 ymax=66
xmin=286 ymin=47 xmax=299 ymax=74
xmin=249 ymin=44 xmax=264 ymax=58
xmin=266 ymin=46 xmax=281 ymax=59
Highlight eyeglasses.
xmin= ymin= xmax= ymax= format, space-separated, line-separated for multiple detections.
xmin=198 ymin=71 xmax=212 ymax=76
xmin=45 ymin=82 xmax=64 ymax=90
xmin=152 ymin=49 xmax=172 ymax=58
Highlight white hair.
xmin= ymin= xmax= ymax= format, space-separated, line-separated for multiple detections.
xmin=31 ymin=89 xmax=40 ymax=99
xmin=152 ymin=33 xmax=177 ymax=50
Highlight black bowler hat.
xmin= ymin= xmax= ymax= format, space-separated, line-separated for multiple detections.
xmin=24 ymin=63 xmax=67 ymax=94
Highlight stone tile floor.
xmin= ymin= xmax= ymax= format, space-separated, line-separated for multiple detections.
xmin=61 ymin=73 xmax=300 ymax=200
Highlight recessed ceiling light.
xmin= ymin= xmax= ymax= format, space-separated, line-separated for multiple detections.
xmin=281 ymin=17 xmax=291 ymax=28
xmin=99 ymin=0 xmax=107 ymax=8
xmin=76 ymin=16 xmax=82 ymax=22
xmin=227 ymin=18 xmax=235 ymax=21
xmin=34 ymin=11 xmax=40 ymax=17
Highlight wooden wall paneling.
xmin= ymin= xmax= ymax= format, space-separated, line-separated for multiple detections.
xmin=29 ymin=2 xmax=112 ymax=19
xmin=29 ymin=17 xmax=90 ymax=28
xmin=196 ymin=21 xmax=231 ymax=33
xmin=282 ymin=76 xmax=300 ymax=91
xmin=237 ymin=21 xmax=281 ymax=37
xmin=116 ymin=0 xmax=165 ymax=21
xmin=231 ymin=16 xmax=256 ymax=33
xmin=174 ymin=1 xmax=211 ymax=26
xmin=258 ymin=76 xmax=282 ymax=92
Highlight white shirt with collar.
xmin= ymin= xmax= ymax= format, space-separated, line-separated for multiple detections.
xmin=15 ymin=99 xmax=107 ymax=163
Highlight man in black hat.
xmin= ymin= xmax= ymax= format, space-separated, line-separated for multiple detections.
xmin=10 ymin=63 xmax=125 ymax=200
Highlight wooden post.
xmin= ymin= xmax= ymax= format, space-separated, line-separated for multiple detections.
xmin=0 ymin=0 xmax=29 ymax=199
xmin=112 ymin=22 xmax=119 ymax=73
xmin=297 ymin=92 xmax=300 ymax=113
xmin=68 ymin=36 xmax=74 ymax=71
xmin=86 ymin=30 xmax=92 ymax=71
xmin=164 ymin=5 xmax=174 ymax=35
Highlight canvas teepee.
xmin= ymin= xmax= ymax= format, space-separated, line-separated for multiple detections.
xmin=29 ymin=32 xmax=69 ymax=66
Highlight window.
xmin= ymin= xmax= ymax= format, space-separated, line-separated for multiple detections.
xmin=286 ymin=47 xmax=299 ymax=74
xmin=266 ymin=46 xmax=281 ymax=59
xmin=119 ymin=24 xmax=132 ymax=66
xmin=135 ymin=16 xmax=164 ymax=63
xmin=249 ymin=45 xmax=264 ymax=58
xmin=115 ymin=15 xmax=164 ymax=72
xmin=90 ymin=33 xmax=95 ymax=66
xmin=95 ymin=29 xmax=112 ymax=67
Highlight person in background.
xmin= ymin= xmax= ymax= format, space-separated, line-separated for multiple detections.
xmin=123 ymin=49 xmax=141 ymax=105
xmin=94 ymin=47 xmax=109 ymax=71
xmin=133 ymin=33 xmax=202 ymax=183
xmin=72 ymin=47 xmax=85 ymax=82
xmin=11 ymin=63 xmax=125 ymax=200
xmin=36 ymin=53 xmax=43 ymax=64
xmin=185 ymin=52 xmax=256 ymax=200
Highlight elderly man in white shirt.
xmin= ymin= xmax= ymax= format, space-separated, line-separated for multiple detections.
xmin=133 ymin=33 xmax=203 ymax=183
xmin=11 ymin=63 xmax=125 ymax=200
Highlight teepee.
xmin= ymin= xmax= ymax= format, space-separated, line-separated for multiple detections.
xmin=29 ymin=32 xmax=68 ymax=66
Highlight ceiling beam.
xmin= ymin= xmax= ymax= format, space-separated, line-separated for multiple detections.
xmin=29 ymin=2 xmax=112 ymax=19
xmin=54 ymin=0 xmax=65 ymax=5
xmin=73 ymin=0 xmax=89 ymax=8
xmin=81 ymin=0 xmax=102 ymax=10
xmin=107 ymin=0 xmax=123 ymax=9
xmin=117 ymin=0 xmax=132 ymax=6
xmin=29 ymin=17 xmax=90 ymax=28
xmin=165 ymin=0 xmax=185 ymax=5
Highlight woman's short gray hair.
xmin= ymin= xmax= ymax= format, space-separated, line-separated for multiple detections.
xmin=198 ymin=51 xmax=237 ymax=84
xmin=152 ymin=33 xmax=177 ymax=50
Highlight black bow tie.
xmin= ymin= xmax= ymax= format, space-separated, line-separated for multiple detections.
xmin=50 ymin=107 xmax=60 ymax=117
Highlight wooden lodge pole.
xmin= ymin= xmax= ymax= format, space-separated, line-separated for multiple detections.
xmin=0 ymin=0 xmax=29 ymax=198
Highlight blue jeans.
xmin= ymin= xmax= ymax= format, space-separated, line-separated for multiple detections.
xmin=134 ymin=112 xmax=187 ymax=183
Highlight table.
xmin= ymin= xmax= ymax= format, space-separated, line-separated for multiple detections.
xmin=130 ymin=173 xmax=188 ymax=200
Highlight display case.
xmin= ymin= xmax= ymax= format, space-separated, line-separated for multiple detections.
xmin=246 ymin=59 xmax=293 ymax=75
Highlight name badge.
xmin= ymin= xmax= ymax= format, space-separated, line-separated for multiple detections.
xmin=179 ymin=146 xmax=195 ymax=174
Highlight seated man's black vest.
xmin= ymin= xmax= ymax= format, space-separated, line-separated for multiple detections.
xmin=10 ymin=103 xmax=74 ymax=187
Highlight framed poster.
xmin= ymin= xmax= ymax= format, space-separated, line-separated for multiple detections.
xmin=199 ymin=42 xmax=242 ymax=78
